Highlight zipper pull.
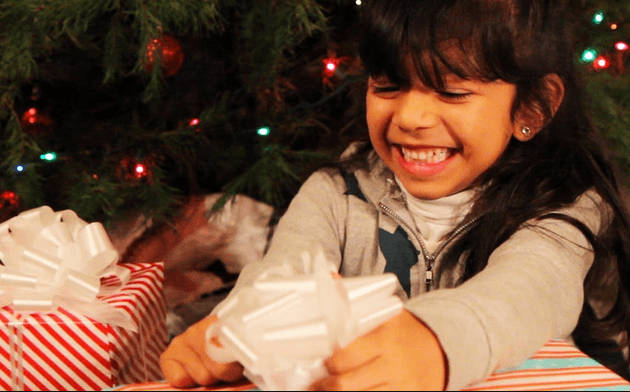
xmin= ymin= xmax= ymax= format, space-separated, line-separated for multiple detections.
xmin=425 ymin=269 xmax=434 ymax=293
xmin=425 ymin=269 xmax=433 ymax=285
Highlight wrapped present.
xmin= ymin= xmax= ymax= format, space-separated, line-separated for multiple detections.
xmin=0 ymin=206 xmax=167 ymax=390
xmin=206 ymin=249 xmax=403 ymax=391
xmin=0 ymin=262 xmax=167 ymax=390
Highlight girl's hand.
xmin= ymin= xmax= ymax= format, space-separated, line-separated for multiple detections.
xmin=160 ymin=315 xmax=244 ymax=387
xmin=310 ymin=310 xmax=447 ymax=391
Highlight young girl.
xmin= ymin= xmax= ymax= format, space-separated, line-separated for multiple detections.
xmin=160 ymin=0 xmax=630 ymax=389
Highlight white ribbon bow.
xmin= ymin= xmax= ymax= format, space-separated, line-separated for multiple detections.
xmin=206 ymin=249 xmax=403 ymax=391
xmin=0 ymin=206 xmax=136 ymax=331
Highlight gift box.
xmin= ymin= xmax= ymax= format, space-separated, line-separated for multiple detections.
xmin=0 ymin=206 xmax=167 ymax=390
xmin=0 ymin=262 xmax=167 ymax=391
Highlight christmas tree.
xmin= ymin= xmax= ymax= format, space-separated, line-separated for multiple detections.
xmin=1 ymin=0 xmax=629 ymax=226
xmin=577 ymin=0 xmax=630 ymax=177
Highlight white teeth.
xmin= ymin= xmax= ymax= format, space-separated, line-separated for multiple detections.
xmin=401 ymin=147 xmax=451 ymax=164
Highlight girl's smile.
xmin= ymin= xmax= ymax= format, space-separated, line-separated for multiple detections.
xmin=396 ymin=145 xmax=455 ymax=176
xmin=366 ymin=72 xmax=522 ymax=200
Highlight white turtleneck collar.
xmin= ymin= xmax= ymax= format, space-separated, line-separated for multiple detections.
xmin=395 ymin=177 xmax=477 ymax=253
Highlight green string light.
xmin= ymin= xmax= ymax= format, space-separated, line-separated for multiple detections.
xmin=257 ymin=127 xmax=271 ymax=136
xmin=40 ymin=152 xmax=57 ymax=161
xmin=581 ymin=48 xmax=597 ymax=63
xmin=592 ymin=11 xmax=604 ymax=25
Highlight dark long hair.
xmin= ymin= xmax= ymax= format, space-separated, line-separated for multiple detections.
xmin=350 ymin=0 xmax=630 ymax=378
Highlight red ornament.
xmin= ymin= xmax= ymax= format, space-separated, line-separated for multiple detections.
xmin=20 ymin=107 xmax=54 ymax=136
xmin=0 ymin=190 xmax=20 ymax=223
xmin=144 ymin=34 xmax=184 ymax=77
xmin=0 ymin=191 xmax=19 ymax=207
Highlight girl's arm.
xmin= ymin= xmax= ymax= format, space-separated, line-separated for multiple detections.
xmin=161 ymin=169 xmax=349 ymax=387
xmin=405 ymin=191 xmax=602 ymax=390
xmin=219 ymin=169 xmax=349 ymax=300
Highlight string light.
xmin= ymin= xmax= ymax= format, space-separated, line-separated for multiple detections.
xmin=20 ymin=107 xmax=54 ymax=136
xmin=581 ymin=48 xmax=597 ymax=62
xmin=592 ymin=11 xmax=605 ymax=25
xmin=611 ymin=23 xmax=618 ymax=30
xmin=39 ymin=152 xmax=57 ymax=161
xmin=616 ymin=42 xmax=629 ymax=51
xmin=189 ymin=118 xmax=201 ymax=132
xmin=355 ymin=0 xmax=362 ymax=5
xmin=322 ymin=57 xmax=340 ymax=78
xmin=25 ymin=108 xmax=37 ymax=123
xmin=15 ymin=165 xmax=25 ymax=172
xmin=593 ymin=55 xmax=610 ymax=70
xmin=257 ymin=127 xmax=271 ymax=136
xmin=134 ymin=163 xmax=147 ymax=178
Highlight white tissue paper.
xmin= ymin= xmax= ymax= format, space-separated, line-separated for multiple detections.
xmin=205 ymin=249 xmax=403 ymax=390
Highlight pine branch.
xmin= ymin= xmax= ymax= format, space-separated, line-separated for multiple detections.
xmin=213 ymin=143 xmax=331 ymax=211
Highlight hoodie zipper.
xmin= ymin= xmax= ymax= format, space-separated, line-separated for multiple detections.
xmin=378 ymin=202 xmax=478 ymax=292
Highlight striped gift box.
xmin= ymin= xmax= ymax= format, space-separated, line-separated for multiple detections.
xmin=462 ymin=339 xmax=630 ymax=391
xmin=0 ymin=262 xmax=167 ymax=391
xmin=110 ymin=340 xmax=630 ymax=391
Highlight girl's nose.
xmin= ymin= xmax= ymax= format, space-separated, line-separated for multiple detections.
xmin=392 ymin=90 xmax=439 ymax=133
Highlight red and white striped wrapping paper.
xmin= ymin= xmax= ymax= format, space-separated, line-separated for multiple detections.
xmin=0 ymin=262 xmax=167 ymax=391
xmin=109 ymin=340 xmax=630 ymax=391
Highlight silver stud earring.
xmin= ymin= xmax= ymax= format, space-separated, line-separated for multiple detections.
xmin=521 ymin=126 xmax=532 ymax=137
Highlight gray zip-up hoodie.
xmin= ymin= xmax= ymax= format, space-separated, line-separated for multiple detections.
xmin=224 ymin=151 xmax=606 ymax=390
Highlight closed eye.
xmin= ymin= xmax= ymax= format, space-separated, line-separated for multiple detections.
xmin=368 ymin=75 xmax=405 ymax=98
xmin=369 ymin=84 xmax=404 ymax=99
xmin=437 ymin=90 xmax=472 ymax=101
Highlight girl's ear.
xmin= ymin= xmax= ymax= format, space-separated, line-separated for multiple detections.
xmin=513 ymin=73 xmax=565 ymax=142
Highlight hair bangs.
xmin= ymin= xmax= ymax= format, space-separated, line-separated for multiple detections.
xmin=360 ymin=0 xmax=518 ymax=89
xmin=358 ymin=0 xmax=412 ymax=86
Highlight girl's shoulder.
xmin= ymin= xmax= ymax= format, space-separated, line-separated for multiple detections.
xmin=304 ymin=166 xmax=348 ymax=190
xmin=549 ymin=189 xmax=611 ymax=235
xmin=297 ymin=167 xmax=359 ymax=206
xmin=305 ymin=146 xmax=391 ymax=204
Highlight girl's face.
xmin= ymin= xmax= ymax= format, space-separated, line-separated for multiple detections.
xmin=367 ymin=70 xmax=521 ymax=200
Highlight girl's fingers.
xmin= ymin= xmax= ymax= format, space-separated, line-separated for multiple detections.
xmin=191 ymin=316 xmax=245 ymax=381
xmin=161 ymin=342 xmax=216 ymax=387
xmin=160 ymin=359 xmax=196 ymax=388
xmin=208 ymin=361 xmax=245 ymax=382
xmin=314 ymin=356 xmax=387 ymax=391
xmin=160 ymin=315 xmax=244 ymax=386
xmin=162 ymin=340 xmax=243 ymax=387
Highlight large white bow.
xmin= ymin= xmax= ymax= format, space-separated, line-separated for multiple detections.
xmin=0 ymin=206 xmax=136 ymax=331
xmin=206 ymin=250 xmax=403 ymax=390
